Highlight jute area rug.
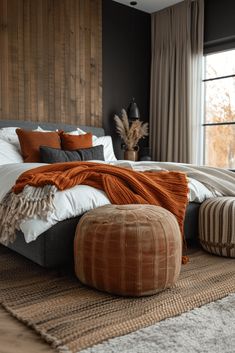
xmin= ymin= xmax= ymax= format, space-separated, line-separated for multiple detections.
xmin=0 ymin=246 xmax=235 ymax=353
xmin=80 ymin=293 xmax=235 ymax=353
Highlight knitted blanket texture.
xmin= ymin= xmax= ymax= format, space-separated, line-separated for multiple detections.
xmin=0 ymin=162 xmax=189 ymax=246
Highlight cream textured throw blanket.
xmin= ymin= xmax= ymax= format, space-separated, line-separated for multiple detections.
xmin=0 ymin=185 xmax=57 ymax=244
xmin=127 ymin=162 xmax=235 ymax=197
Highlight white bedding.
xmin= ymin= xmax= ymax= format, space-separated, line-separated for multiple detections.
xmin=0 ymin=160 xmax=234 ymax=244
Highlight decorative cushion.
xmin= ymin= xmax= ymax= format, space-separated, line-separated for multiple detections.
xmin=74 ymin=204 xmax=182 ymax=296
xmin=40 ymin=145 xmax=104 ymax=163
xmin=16 ymin=129 xmax=61 ymax=162
xmin=60 ymin=132 xmax=93 ymax=150
xmin=199 ymin=197 xmax=235 ymax=258
xmin=77 ymin=145 xmax=104 ymax=161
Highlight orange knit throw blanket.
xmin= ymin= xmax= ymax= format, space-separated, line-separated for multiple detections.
xmin=13 ymin=162 xmax=189 ymax=234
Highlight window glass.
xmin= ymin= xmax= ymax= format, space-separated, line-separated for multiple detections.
xmin=204 ymin=77 xmax=235 ymax=124
xmin=203 ymin=49 xmax=235 ymax=168
xmin=204 ymin=125 xmax=235 ymax=169
xmin=204 ymin=50 xmax=235 ymax=79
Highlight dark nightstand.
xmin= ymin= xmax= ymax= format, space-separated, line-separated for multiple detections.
xmin=139 ymin=155 xmax=152 ymax=161
xmin=139 ymin=146 xmax=151 ymax=161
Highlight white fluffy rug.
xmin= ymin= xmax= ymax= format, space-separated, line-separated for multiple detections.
xmin=81 ymin=293 xmax=235 ymax=353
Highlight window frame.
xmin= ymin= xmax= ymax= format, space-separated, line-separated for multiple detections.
xmin=202 ymin=50 xmax=235 ymax=166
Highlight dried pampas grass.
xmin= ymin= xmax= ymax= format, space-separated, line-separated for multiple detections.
xmin=114 ymin=109 xmax=148 ymax=151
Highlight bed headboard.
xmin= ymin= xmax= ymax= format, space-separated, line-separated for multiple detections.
xmin=0 ymin=120 xmax=105 ymax=137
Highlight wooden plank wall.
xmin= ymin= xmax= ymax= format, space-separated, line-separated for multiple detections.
xmin=0 ymin=0 xmax=102 ymax=127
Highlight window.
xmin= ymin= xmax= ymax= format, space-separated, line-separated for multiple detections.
xmin=203 ymin=49 xmax=235 ymax=169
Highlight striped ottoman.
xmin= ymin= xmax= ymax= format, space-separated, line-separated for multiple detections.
xmin=74 ymin=204 xmax=182 ymax=296
xmin=199 ymin=197 xmax=235 ymax=258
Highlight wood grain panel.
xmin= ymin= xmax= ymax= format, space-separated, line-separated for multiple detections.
xmin=17 ymin=0 xmax=25 ymax=120
xmin=0 ymin=0 xmax=102 ymax=127
xmin=79 ymin=0 xmax=86 ymax=126
xmin=1 ymin=0 xmax=9 ymax=118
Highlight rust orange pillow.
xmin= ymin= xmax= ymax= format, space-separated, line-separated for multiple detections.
xmin=16 ymin=129 xmax=61 ymax=162
xmin=60 ymin=132 xmax=93 ymax=150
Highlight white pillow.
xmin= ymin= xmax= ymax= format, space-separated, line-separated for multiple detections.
xmin=93 ymin=135 xmax=117 ymax=161
xmin=35 ymin=126 xmax=49 ymax=132
xmin=76 ymin=127 xmax=87 ymax=135
xmin=0 ymin=138 xmax=23 ymax=164
xmin=0 ymin=127 xmax=20 ymax=148
xmin=63 ymin=129 xmax=81 ymax=136
xmin=36 ymin=126 xmax=59 ymax=132
xmin=64 ymin=128 xmax=88 ymax=135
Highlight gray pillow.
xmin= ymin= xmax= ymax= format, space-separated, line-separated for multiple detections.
xmin=40 ymin=145 xmax=104 ymax=163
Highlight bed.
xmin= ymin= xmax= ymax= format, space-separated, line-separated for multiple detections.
xmin=0 ymin=120 xmax=204 ymax=267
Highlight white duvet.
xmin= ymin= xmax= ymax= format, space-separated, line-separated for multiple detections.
xmin=0 ymin=160 xmax=234 ymax=243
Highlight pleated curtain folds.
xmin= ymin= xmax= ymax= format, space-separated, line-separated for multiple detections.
xmin=150 ymin=0 xmax=204 ymax=163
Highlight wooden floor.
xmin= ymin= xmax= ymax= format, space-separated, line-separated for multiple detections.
xmin=0 ymin=306 xmax=55 ymax=353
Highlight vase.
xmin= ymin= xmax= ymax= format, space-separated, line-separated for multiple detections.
xmin=124 ymin=149 xmax=138 ymax=161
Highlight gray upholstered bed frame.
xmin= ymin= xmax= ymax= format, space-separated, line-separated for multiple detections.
xmin=0 ymin=119 xmax=105 ymax=137
xmin=0 ymin=120 xmax=200 ymax=268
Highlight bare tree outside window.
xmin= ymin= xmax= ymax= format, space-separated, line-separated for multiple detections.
xmin=203 ymin=49 xmax=235 ymax=169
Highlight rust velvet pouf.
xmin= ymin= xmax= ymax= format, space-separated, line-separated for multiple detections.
xmin=74 ymin=205 xmax=182 ymax=296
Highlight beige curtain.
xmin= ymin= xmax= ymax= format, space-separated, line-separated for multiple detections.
xmin=150 ymin=0 xmax=204 ymax=163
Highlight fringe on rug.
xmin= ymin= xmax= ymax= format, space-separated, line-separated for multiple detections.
xmin=0 ymin=185 xmax=57 ymax=245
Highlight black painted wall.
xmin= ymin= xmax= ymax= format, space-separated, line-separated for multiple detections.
xmin=204 ymin=0 xmax=235 ymax=53
xmin=102 ymin=0 xmax=151 ymax=159
xmin=102 ymin=0 xmax=235 ymax=158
